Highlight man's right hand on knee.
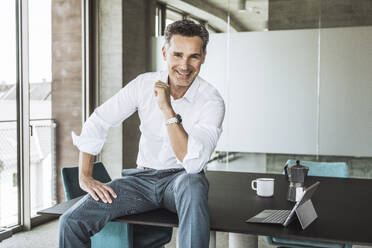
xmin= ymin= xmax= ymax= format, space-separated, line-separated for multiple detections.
xmin=79 ymin=175 xmax=117 ymax=204
xmin=78 ymin=152 xmax=117 ymax=204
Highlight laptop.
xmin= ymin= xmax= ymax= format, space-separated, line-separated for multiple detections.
xmin=246 ymin=181 xmax=320 ymax=229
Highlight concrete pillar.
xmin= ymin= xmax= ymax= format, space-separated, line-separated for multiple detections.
xmin=210 ymin=231 xmax=216 ymax=248
xmin=122 ymin=0 xmax=156 ymax=169
xmin=229 ymin=233 xmax=258 ymax=248
xmin=96 ymin=0 xmax=156 ymax=174
xmin=97 ymin=0 xmax=124 ymax=179
xmin=52 ymin=0 xmax=82 ymax=202
xmin=175 ymin=231 xmax=217 ymax=248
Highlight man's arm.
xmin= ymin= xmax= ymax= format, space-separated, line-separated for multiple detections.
xmin=163 ymin=109 xmax=188 ymax=162
xmin=154 ymin=81 xmax=225 ymax=173
xmin=154 ymin=81 xmax=188 ymax=162
xmin=78 ymin=152 xmax=117 ymax=203
xmin=72 ymin=76 xmax=142 ymax=203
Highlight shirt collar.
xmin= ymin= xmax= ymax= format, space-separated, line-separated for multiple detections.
xmin=160 ymin=70 xmax=200 ymax=103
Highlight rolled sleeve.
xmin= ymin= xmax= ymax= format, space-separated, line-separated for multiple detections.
xmin=71 ymin=112 xmax=111 ymax=155
xmin=72 ymin=132 xmax=104 ymax=156
xmin=181 ymin=99 xmax=225 ymax=174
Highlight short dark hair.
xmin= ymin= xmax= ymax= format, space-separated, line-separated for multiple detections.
xmin=164 ymin=19 xmax=209 ymax=52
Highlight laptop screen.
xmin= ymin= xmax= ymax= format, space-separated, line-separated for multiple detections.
xmin=283 ymin=181 xmax=320 ymax=226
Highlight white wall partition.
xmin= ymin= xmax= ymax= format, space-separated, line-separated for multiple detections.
xmin=317 ymin=26 xmax=372 ymax=157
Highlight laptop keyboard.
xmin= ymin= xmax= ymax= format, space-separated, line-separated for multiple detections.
xmin=262 ymin=210 xmax=291 ymax=223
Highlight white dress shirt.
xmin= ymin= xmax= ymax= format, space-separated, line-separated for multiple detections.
xmin=72 ymin=71 xmax=225 ymax=174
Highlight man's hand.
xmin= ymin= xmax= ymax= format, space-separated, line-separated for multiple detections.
xmin=79 ymin=175 xmax=117 ymax=204
xmin=154 ymin=81 xmax=172 ymax=114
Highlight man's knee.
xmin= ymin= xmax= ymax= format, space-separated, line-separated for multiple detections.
xmin=59 ymin=210 xmax=75 ymax=232
xmin=59 ymin=195 xmax=106 ymax=234
xmin=174 ymin=173 xmax=209 ymax=200
xmin=59 ymin=199 xmax=106 ymax=238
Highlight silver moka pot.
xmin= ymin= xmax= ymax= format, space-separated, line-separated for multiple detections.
xmin=284 ymin=160 xmax=309 ymax=202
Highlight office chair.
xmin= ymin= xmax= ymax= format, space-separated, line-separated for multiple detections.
xmin=264 ymin=160 xmax=351 ymax=248
xmin=61 ymin=162 xmax=172 ymax=248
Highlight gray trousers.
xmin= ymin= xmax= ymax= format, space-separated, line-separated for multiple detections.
xmin=59 ymin=168 xmax=210 ymax=248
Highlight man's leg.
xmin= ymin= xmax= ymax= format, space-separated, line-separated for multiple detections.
xmin=59 ymin=173 xmax=158 ymax=248
xmin=163 ymin=171 xmax=210 ymax=248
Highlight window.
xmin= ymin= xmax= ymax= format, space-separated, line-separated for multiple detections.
xmin=12 ymin=173 xmax=17 ymax=188
xmin=0 ymin=0 xmax=18 ymax=228
xmin=1 ymin=0 xmax=84 ymax=231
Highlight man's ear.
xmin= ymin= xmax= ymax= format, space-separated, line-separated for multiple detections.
xmin=201 ymin=49 xmax=207 ymax=64
xmin=162 ymin=46 xmax=167 ymax=61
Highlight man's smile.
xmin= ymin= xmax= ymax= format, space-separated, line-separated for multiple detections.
xmin=175 ymin=69 xmax=192 ymax=79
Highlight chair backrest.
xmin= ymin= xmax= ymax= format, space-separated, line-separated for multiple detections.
xmin=286 ymin=160 xmax=349 ymax=178
xmin=61 ymin=162 xmax=112 ymax=200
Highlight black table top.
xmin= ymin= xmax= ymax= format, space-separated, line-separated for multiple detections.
xmin=38 ymin=171 xmax=372 ymax=246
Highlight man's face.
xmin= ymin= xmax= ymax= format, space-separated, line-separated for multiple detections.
xmin=162 ymin=34 xmax=206 ymax=88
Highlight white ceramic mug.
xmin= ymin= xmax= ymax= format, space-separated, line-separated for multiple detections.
xmin=251 ymin=178 xmax=275 ymax=197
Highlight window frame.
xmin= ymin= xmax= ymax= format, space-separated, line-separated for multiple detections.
xmin=4 ymin=0 xmax=90 ymax=233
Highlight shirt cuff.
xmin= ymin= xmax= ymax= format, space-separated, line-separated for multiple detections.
xmin=176 ymin=135 xmax=205 ymax=173
xmin=71 ymin=131 xmax=105 ymax=156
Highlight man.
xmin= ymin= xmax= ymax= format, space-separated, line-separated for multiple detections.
xmin=59 ymin=19 xmax=225 ymax=248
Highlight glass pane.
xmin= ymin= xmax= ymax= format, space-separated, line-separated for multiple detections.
xmin=29 ymin=0 xmax=55 ymax=217
xmin=0 ymin=0 xmax=19 ymax=227
xmin=220 ymin=0 xmax=323 ymax=175
xmin=318 ymin=0 xmax=372 ymax=179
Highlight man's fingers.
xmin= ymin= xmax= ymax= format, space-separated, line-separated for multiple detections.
xmin=156 ymin=85 xmax=169 ymax=90
xmin=154 ymin=88 xmax=165 ymax=97
xmin=155 ymin=80 xmax=167 ymax=85
xmin=154 ymin=86 xmax=169 ymax=96
xmin=100 ymin=187 xmax=112 ymax=204
xmin=87 ymin=188 xmax=99 ymax=201
xmin=104 ymin=185 xmax=117 ymax=198
xmin=80 ymin=177 xmax=112 ymax=203
xmin=154 ymin=85 xmax=165 ymax=91
xmin=155 ymin=82 xmax=169 ymax=89
xmin=93 ymin=187 xmax=107 ymax=203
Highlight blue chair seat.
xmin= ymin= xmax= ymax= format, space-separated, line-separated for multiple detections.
xmin=61 ymin=162 xmax=172 ymax=248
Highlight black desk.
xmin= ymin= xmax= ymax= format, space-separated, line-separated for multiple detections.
xmin=38 ymin=171 xmax=372 ymax=246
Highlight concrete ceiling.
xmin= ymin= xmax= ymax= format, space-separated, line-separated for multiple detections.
xmin=209 ymin=0 xmax=268 ymax=31
xmin=160 ymin=0 xmax=268 ymax=32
